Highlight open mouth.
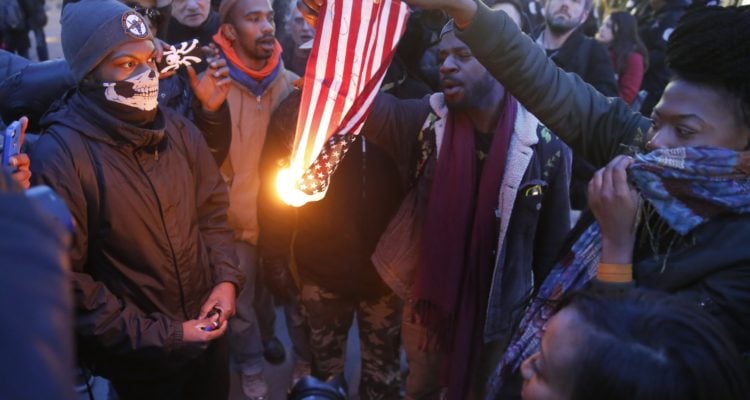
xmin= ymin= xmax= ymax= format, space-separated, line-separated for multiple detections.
xmin=441 ymin=79 xmax=463 ymax=96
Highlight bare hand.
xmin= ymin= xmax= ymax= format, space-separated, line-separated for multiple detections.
xmin=181 ymin=316 xmax=228 ymax=343
xmin=588 ymin=155 xmax=640 ymax=264
xmin=198 ymin=281 xmax=237 ymax=324
xmin=10 ymin=117 xmax=30 ymax=189
xmin=188 ymin=44 xmax=231 ymax=113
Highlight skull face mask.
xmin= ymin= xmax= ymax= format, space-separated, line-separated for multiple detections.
xmin=103 ymin=68 xmax=159 ymax=111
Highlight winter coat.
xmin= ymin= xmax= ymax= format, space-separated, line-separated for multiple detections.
xmin=30 ymin=91 xmax=243 ymax=380
xmin=258 ymin=90 xmax=401 ymax=300
xmin=368 ymin=92 xmax=572 ymax=343
xmin=220 ymin=67 xmax=298 ymax=245
xmin=457 ymin=3 xmax=750 ymax=355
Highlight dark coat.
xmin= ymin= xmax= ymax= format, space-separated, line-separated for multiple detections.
xmin=258 ymin=90 xmax=402 ymax=300
xmin=366 ymin=92 xmax=571 ymax=343
xmin=30 ymin=92 xmax=243 ymax=380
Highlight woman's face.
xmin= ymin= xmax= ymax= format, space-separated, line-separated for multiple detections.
xmin=520 ymin=308 xmax=584 ymax=400
xmin=596 ymin=16 xmax=613 ymax=44
xmin=647 ymin=80 xmax=750 ymax=150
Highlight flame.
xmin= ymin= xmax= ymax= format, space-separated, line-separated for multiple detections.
xmin=275 ymin=167 xmax=325 ymax=207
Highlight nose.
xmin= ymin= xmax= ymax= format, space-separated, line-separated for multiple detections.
xmin=439 ymin=55 xmax=458 ymax=75
xmin=645 ymin=127 xmax=668 ymax=151
xmin=520 ymin=353 xmax=537 ymax=382
xmin=262 ymin=18 xmax=275 ymax=34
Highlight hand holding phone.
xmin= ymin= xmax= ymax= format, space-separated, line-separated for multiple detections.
xmin=202 ymin=307 xmax=222 ymax=332
xmin=2 ymin=121 xmax=22 ymax=167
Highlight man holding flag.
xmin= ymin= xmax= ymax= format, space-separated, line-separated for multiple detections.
xmin=288 ymin=1 xmax=572 ymax=397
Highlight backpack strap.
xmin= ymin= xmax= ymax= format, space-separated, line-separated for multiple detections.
xmin=46 ymin=128 xmax=102 ymax=243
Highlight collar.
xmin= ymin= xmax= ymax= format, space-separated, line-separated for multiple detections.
xmin=69 ymin=90 xmax=166 ymax=149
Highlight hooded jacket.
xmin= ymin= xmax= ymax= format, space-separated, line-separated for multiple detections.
xmin=30 ymin=91 xmax=243 ymax=380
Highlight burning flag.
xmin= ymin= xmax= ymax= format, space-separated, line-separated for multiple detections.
xmin=277 ymin=0 xmax=410 ymax=206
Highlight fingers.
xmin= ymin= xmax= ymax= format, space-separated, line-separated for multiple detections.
xmin=198 ymin=299 xmax=217 ymax=320
xmin=186 ymin=65 xmax=199 ymax=90
xmin=11 ymin=168 xmax=31 ymax=189
xmin=19 ymin=116 xmax=28 ymax=146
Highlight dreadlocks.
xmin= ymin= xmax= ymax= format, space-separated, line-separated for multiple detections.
xmin=666 ymin=6 xmax=750 ymax=129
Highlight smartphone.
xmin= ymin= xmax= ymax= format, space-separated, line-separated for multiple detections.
xmin=157 ymin=39 xmax=205 ymax=74
xmin=2 ymin=121 xmax=21 ymax=167
xmin=202 ymin=308 xmax=222 ymax=332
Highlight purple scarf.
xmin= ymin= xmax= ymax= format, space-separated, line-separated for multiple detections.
xmin=413 ymin=95 xmax=518 ymax=399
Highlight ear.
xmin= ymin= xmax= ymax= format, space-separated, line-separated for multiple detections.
xmin=221 ymin=23 xmax=237 ymax=41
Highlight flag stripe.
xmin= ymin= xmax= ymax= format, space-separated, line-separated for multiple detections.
xmin=288 ymin=0 xmax=410 ymax=201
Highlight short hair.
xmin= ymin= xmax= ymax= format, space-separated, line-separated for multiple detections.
xmin=558 ymin=290 xmax=750 ymax=400
xmin=666 ymin=6 xmax=750 ymax=129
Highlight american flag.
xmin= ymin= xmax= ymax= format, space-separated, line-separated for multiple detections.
xmin=285 ymin=0 xmax=410 ymax=203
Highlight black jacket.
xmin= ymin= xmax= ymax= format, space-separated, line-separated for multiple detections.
xmin=535 ymin=28 xmax=619 ymax=209
xmin=30 ymin=92 xmax=243 ymax=380
xmin=258 ymin=90 xmax=402 ymax=300
xmin=537 ymin=28 xmax=618 ymax=98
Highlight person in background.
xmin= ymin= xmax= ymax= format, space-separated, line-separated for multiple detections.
xmin=27 ymin=0 xmax=48 ymax=61
xmin=636 ymin=0 xmax=687 ymax=115
xmin=30 ymin=1 xmax=244 ymax=397
xmin=596 ymin=11 xmax=648 ymax=107
xmin=533 ymin=0 xmax=619 ymax=211
xmin=281 ymin=5 xmax=313 ymax=77
xmin=162 ymin=0 xmax=220 ymax=52
xmin=213 ymin=0 xmax=311 ymax=397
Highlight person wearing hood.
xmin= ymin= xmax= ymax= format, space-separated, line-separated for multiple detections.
xmin=29 ymin=1 xmax=244 ymax=397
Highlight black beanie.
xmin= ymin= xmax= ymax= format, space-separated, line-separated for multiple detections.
xmin=61 ymin=0 xmax=153 ymax=82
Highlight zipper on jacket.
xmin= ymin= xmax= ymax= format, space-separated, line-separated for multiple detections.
xmin=256 ymin=95 xmax=263 ymax=110
xmin=155 ymin=148 xmax=159 ymax=161
xmin=134 ymin=152 xmax=189 ymax=320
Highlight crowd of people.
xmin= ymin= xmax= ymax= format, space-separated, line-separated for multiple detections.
xmin=1 ymin=0 xmax=749 ymax=399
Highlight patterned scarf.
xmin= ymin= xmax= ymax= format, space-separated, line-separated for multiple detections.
xmin=488 ymin=146 xmax=750 ymax=397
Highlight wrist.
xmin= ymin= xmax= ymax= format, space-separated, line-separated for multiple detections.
xmin=600 ymin=236 xmax=635 ymax=264
xmin=448 ymin=0 xmax=477 ymax=29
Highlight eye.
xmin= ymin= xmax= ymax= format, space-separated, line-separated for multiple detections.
xmin=675 ymin=126 xmax=696 ymax=138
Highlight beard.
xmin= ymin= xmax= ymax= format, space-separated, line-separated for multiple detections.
xmin=546 ymin=13 xmax=582 ymax=34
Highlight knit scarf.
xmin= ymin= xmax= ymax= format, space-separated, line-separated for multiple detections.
xmin=413 ymin=95 xmax=517 ymax=398
xmin=213 ymin=31 xmax=283 ymax=96
xmin=487 ymin=146 xmax=750 ymax=398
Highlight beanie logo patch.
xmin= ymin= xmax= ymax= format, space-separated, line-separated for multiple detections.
xmin=122 ymin=11 xmax=149 ymax=39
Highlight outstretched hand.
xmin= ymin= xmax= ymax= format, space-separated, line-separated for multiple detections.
xmin=188 ymin=44 xmax=231 ymax=113
xmin=588 ymin=155 xmax=640 ymax=264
